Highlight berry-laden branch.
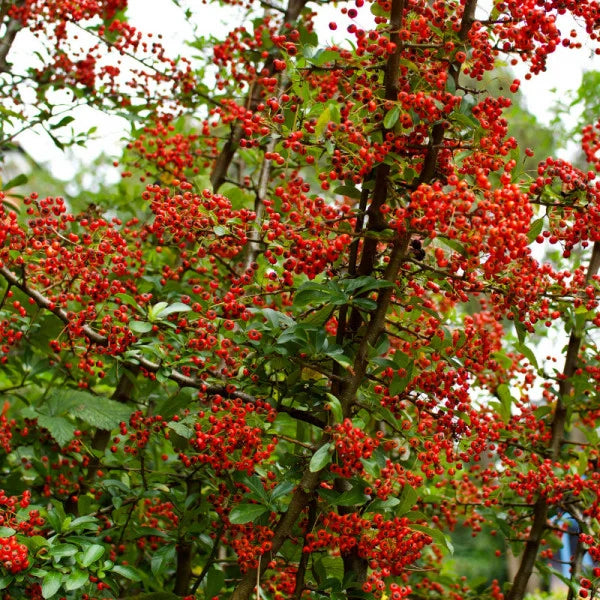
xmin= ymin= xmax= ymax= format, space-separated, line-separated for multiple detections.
xmin=231 ymin=236 xmax=411 ymax=600
xmin=0 ymin=264 xmax=325 ymax=429
xmin=506 ymin=241 xmax=600 ymax=600
xmin=210 ymin=0 xmax=308 ymax=191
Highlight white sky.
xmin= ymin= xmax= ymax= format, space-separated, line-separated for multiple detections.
xmin=8 ymin=0 xmax=600 ymax=182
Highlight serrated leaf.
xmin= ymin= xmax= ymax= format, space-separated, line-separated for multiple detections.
xmin=71 ymin=396 xmax=131 ymax=431
xmin=168 ymin=421 xmax=193 ymax=439
xmin=228 ymin=503 xmax=268 ymax=525
xmin=309 ymin=443 xmax=333 ymax=472
xmin=80 ymin=544 xmax=104 ymax=567
xmin=41 ymin=571 xmax=62 ymax=599
xmin=383 ymin=106 xmax=400 ymax=129
xmin=0 ymin=527 xmax=15 ymax=537
xmin=37 ymin=415 xmax=76 ymax=447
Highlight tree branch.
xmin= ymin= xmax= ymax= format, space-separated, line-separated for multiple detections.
xmin=506 ymin=241 xmax=600 ymax=600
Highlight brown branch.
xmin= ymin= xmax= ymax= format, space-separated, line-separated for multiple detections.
xmin=506 ymin=241 xmax=600 ymax=600
xmin=210 ymin=0 xmax=308 ymax=191
xmin=0 ymin=265 xmax=325 ymax=429
xmin=0 ymin=11 xmax=21 ymax=73
xmin=292 ymin=498 xmax=317 ymax=599
xmin=230 ymin=467 xmax=322 ymax=600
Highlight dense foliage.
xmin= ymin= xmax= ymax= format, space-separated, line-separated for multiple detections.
xmin=2 ymin=0 xmax=600 ymax=599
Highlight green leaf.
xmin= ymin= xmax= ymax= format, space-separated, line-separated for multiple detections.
xmin=333 ymin=486 xmax=369 ymax=506
xmin=64 ymin=516 xmax=98 ymax=532
xmin=228 ymin=503 xmax=268 ymax=525
xmin=341 ymin=276 xmax=395 ymax=294
xmin=168 ymin=421 xmax=193 ymax=439
xmin=22 ymin=536 xmax=48 ymax=552
xmin=49 ymin=544 xmax=78 ymax=559
xmin=2 ymin=173 xmax=28 ymax=191
xmin=238 ymin=474 xmax=270 ymax=503
xmin=114 ymin=293 xmax=139 ymax=308
xmin=111 ymin=564 xmax=141 ymax=581
xmin=325 ymin=393 xmax=343 ymax=423
xmin=496 ymin=383 xmax=515 ymax=423
xmin=148 ymin=302 xmax=169 ymax=320
xmin=293 ymin=282 xmax=334 ymax=307
xmin=383 ymin=106 xmax=400 ymax=129
xmin=150 ymin=544 xmax=176 ymax=577
xmin=438 ymin=237 xmax=466 ymax=257
xmin=71 ymin=395 xmax=132 ymax=431
xmin=333 ymin=185 xmax=362 ymax=199
xmin=0 ymin=527 xmax=15 ymax=537
xmin=205 ymin=566 xmax=225 ymax=597
xmin=315 ymin=106 xmax=331 ymax=139
xmin=309 ymin=443 xmax=333 ymax=472
xmin=389 ymin=366 xmax=413 ymax=396
xmin=411 ymin=524 xmax=453 ymax=555
xmin=41 ymin=571 xmax=62 ymax=599
xmin=37 ymin=415 xmax=76 ymax=447
xmin=512 ymin=311 xmax=526 ymax=343
xmin=130 ymin=320 xmax=153 ymax=333
xmin=515 ymin=342 xmax=538 ymax=369
xmin=270 ymin=481 xmax=295 ymax=502
xmin=527 ymin=217 xmax=544 ymax=242
xmin=351 ymin=297 xmax=377 ymax=311
xmin=396 ymin=485 xmax=418 ymax=515
xmin=0 ymin=575 xmax=13 ymax=590
xmin=155 ymin=302 xmax=192 ymax=318
xmin=51 ymin=115 xmax=75 ymax=129
xmin=80 ymin=544 xmax=105 ymax=568
xmin=64 ymin=569 xmax=88 ymax=591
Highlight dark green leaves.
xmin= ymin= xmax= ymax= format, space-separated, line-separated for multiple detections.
xmin=383 ymin=106 xmax=400 ymax=129
xmin=36 ymin=415 xmax=76 ymax=447
xmin=41 ymin=571 xmax=62 ymax=599
xmin=150 ymin=544 xmax=176 ymax=577
xmin=309 ymin=443 xmax=333 ymax=472
xmin=80 ymin=544 xmax=105 ymax=568
xmin=527 ymin=216 xmax=544 ymax=242
xmin=228 ymin=503 xmax=268 ymax=524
